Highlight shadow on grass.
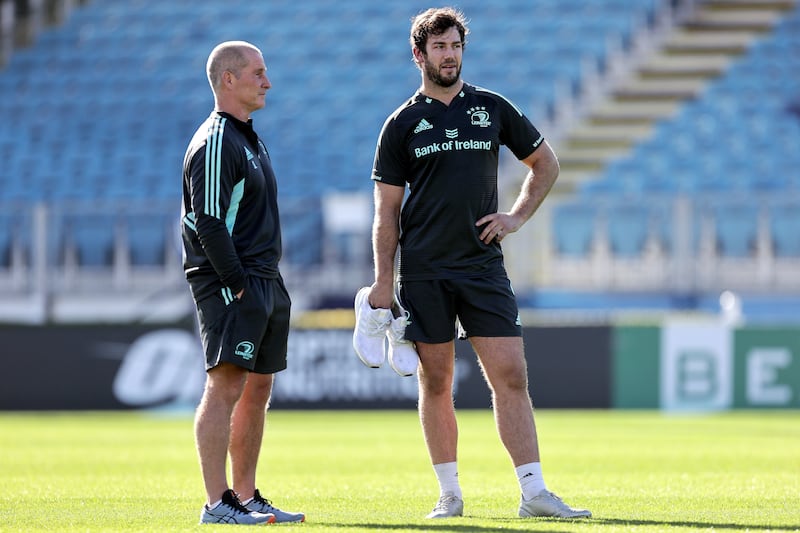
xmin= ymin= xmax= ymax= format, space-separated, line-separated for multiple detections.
xmin=326 ymin=517 xmax=800 ymax=531
xmin=593 ymin=517 xmax=800 ymax=530
xmin=324 ymin=520 xmax=569 ymax=532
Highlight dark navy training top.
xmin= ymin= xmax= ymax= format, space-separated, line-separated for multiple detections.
xmin=182 ymin=111 xmax=282 ymax=303
xmin=372 ymin=83 xmax=544 ymax=281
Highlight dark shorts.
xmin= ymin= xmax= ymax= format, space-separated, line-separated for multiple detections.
xmin=194 ymin=275 xmax=291 ymax=374
xmin=399 ymin=276 xmax=522 ymax=343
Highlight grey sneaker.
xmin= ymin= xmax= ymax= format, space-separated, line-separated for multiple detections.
xmin=385 ymin=304 xmax=419 ymax=377
xmin=244 ymin=489 xmax=305 ymax=523
xmin=426 ymin=491 xmax=464 ymax=518
xmin=199 ymin=489 xmax=275 ymax=525
xmin=353 ymin=287 xmax=392 ymax=368
xmin=518 ymin=489 xmax=591 ymax=519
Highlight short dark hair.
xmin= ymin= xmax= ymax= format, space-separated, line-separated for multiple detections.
xmin=409 ymin=7 xmax=469 ymax=53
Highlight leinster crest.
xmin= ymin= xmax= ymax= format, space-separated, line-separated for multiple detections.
xmin=467 ymin=106 xmax=491 ymax=128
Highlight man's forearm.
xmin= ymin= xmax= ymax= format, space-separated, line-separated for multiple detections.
xmin=372 ymin=213 xmax=399 ymax=285
xmin=510 ymin=143 xmax=559 ymax=223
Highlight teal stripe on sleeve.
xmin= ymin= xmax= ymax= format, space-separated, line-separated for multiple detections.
xmin=204 ymin=117 xmax=226 ymax=218
xmin=214 ymin=120 xmax=224 ymax=217
xmin=204 ymin=121 xmax=215 ymax=216
xmin=225 ymin=179 xmax=245 ymax=235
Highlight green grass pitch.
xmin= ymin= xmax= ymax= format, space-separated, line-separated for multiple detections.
xmin=0 ymin=409 xmax=798 ymax=532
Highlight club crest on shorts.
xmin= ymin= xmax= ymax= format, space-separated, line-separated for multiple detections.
xmin=235 ymin=341 xmax=255 ymax=360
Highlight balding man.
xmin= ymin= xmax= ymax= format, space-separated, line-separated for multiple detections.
xmin=181 ymin=40 xmax=305 ymax=526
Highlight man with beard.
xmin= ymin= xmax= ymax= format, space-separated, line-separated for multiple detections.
xmin=363 ymin=7 xmax=592 ymax=520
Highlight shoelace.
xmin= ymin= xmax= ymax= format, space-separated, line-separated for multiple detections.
xmin=433 ymin=494 xmax=459 ymax=511
xmin=388 ymin=315 xmax=406 ymax=333
xmin=360 ymin=309 xmax=391 ymax=336
xmin=541 ymin=491 xmax=573 ymax=511
xmin=546 ymin=491 xmax=564 ymax=503
xmin=390 ymin=308 xmax=410 ymax=329
xmin=362 ymin=317 xmax=389 ymax=336
xmin=396 ymin=309 xmax=410 ymax=324
xmin=252 ymin=490 xmax=277 ymax=512
xmin=222 ymin=491 xmax=252 ymax=514
xmin=389 ymin=309 xmax=415 ymax=342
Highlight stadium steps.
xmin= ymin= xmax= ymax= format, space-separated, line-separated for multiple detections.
xmin=552 ymin=0 xmax=797 ymax=192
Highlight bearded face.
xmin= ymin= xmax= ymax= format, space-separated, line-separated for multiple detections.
xmin=416 ymin=26 xmax=464 ymax=89
xmin=421 ymin=52 xmax=462 ymax=88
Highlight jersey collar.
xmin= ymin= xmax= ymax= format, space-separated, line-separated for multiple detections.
xmin=414 ymin=82 xmax=472 ymax=106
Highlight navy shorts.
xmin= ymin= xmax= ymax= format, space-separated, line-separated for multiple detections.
xmin=399 ymin=276 xmax=522 ymax=343
xmin=194 ymin=275 xmax=291 ymax=374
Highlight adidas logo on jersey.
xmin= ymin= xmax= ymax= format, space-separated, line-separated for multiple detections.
xmin=413 ymin=119 xmax=433 ymax=134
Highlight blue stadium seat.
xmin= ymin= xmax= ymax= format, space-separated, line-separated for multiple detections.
xmin=606 ymin=203 xmax=651 ymax=257
xmin=123 ymin=212 xmax=174 ymax=267
xmin=64 ymin=213 xmax=118 ymax=267
xmin=553 ymin=202 xmax=597 ymax=257
xmin=280 ymin=196 xmax=324 ymax=267
xmin=711 ymin=204 xmax=759 ymax=258
xmin=770 ymin=203 xmax=800 ymax=257
xmin=0 ymin=213 xmax=15 ymax=267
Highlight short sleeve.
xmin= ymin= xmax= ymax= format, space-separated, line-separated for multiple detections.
xmin=371 ymin=115 xmax=409 ymax=187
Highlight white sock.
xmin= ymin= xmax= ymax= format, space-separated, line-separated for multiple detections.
xmin=207 ymin=499 xmax=222 ymax=509
xmin=516 ymin=462 xmax=547 ymax=500
xmin=433 ymin=461 xmax=462 ymax=499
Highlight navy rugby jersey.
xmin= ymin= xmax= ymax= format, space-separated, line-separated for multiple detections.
xmin=181 ymin=111 xmax=282 ymax=303
xmin=372 ymin=83 xmax=544 ymax=281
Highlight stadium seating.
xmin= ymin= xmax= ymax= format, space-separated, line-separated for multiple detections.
xmin=0 ymin=213 xmax=14 ymax=267
xmin=552 ymin=201 xmax=597 ymax=258
xmin=0 ymin=207 xmax=33 ymax=271
xmin=0 ymin=0 xmax=660 ymax=270
xmin=606 ymin=203 xmax=652 ymax=258
xmin=123 ymin=212 xmax=177 ymax=267
xmin=1 ymin=0 xmax=798 ymax=320
xmin=60 ymin=212 xmax=117 ymax=267
xmin=708 ymin=202 xmax=760 ymax=258
xmin=538 ymin=3 xmax=800 ymax=317
xmin=580 ymin=6 xmax=800 ymax=200
xmin=769 ymin=200 xmax=800 ymax=258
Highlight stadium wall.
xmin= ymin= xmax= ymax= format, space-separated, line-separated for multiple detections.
xmin=1 ymin=321 xmax=797 ymax=411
